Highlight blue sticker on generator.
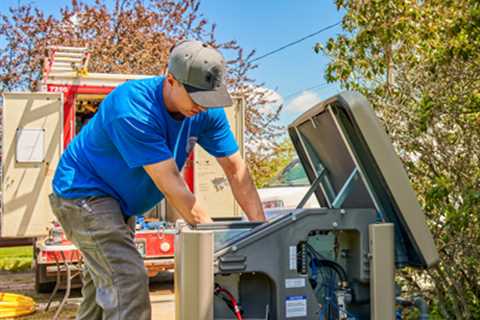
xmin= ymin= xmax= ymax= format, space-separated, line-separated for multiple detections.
xmin=286 ymin=295 xmax=307 ymax=318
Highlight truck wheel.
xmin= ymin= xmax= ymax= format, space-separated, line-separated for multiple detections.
xmin=33 ymin=238 xmax=56 ymax=293
xmin=35 ymin=263 xmax=56 ymax=293
xmin=35 ymin=264 xmax=55 ymax=293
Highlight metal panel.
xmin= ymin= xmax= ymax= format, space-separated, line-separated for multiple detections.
xmin=369 ymin=223 xmax=395 ymax=320
xmin=204 ymin=208 xmax=377 ymax=319
xmin=334 ymin=92 xmax=439 ymax=267
xmin=15 ymin=128 xmax=45 ymax=163
xmin=288 ymin=91 xmax=439 ymax=268
xmin=290 ymin=111 xmax=374 ymax=209
xmin=175 ymin=230 xmax=214 ymax=320
xmin=193 ymin=98 xmax=245 ymax=219
xmin=2 ymin=92 xmax=63 ymax=237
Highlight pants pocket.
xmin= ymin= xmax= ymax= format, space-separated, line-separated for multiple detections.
xmin=49 ymin=194 xmax=74 ymax=240
xmin=95 ymin=285 xmax=118 ymax=311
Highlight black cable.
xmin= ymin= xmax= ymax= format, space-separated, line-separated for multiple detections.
xmin=303 ymin=244 xmax=357 ymax=319
xmin=305 ymin=243 xmax=348 ymax=283
xmin=250 ymin=22 xmax=341 ymax=63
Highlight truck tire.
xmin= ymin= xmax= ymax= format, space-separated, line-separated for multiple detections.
xmin=33 ymin=241 xmax=56 ymax=293
xmin=34 ymin=263 xmax=56 ymax=293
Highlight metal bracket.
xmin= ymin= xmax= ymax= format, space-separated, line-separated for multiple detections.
xmin=332 ymin=167 xmax=359 ymax=208
xmin=296 ymin=167 xmax=327 ymax=209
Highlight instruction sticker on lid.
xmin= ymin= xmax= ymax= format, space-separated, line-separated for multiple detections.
xmin=286 ymin=295 xmax=307 ymax=318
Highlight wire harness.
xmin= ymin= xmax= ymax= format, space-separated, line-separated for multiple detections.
xmin=214 ymin=283 xmax=243 ymax=320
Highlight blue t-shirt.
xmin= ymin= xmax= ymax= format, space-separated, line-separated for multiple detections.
xmin=52 ymin=76 xmax=239 ymax=216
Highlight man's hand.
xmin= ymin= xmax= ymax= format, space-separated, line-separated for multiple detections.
xmin=144 ymin=159 xmax=213 ymax=225
xmin=217 ymin=151 xmax=266 ymax=222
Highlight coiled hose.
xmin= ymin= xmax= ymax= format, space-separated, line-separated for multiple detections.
xmin=0 ymin=292 xmax=36 ymax=318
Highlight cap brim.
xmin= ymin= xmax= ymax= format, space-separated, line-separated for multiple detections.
xmin=184 ymin=83 xmax=233 ymax=108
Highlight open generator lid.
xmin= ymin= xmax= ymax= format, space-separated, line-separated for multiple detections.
xmin=288 ymin=91 xmax=439 ymax=268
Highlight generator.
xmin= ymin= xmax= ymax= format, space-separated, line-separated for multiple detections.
xmin=175 ymin=91 xmax=439 ymax=320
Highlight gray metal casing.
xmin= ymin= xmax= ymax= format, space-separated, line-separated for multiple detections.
xmin=175 ymin=91 xmax=439 ymax=319
xmin=288 ymin=91 xmax=439 ymax=267
xmin=206 ymin=209 xmax=377 ymax=319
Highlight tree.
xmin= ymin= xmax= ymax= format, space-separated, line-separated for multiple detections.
xmin=319 ymin=1 xmax=480 ymax=318
xmin=251 ymin=137 xmax=295 ymax=188
xmin=0 ymin=0 xmax=284 ymax=183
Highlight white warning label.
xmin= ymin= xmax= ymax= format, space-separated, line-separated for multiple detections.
xmin=289 ymin=246 xmax=297 ymax=270
xmin=286 ymin=295 xmax=307 ymax=318
xmin=285 ymin=278 xmax=306 ymax=288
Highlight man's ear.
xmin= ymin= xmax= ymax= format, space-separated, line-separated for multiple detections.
xmin=166 ymin=73 xmax=176 ymax=86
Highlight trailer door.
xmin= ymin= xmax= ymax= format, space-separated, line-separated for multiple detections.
xmin=193 ymin=98 xmax=245 ymax=219
xmin=2 ymin=93 xmax=63 ymax=237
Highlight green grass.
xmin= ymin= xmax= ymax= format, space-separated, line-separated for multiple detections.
xmin=0 ymin=246 xmax=33 ymax=272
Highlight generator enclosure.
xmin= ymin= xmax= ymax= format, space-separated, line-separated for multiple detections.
xmin=175 ymin=91 xmax=439 ymax=320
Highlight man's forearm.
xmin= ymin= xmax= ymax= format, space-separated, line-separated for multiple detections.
xmin=162 ymin=181 xmax=213 ymax=225
xmin=144 ymin=160 xmax=212 ymax=225
xmin=226 ymin=164 xmax=266 ymax=221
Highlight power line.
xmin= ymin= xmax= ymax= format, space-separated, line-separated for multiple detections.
xmin=283 ymin=82 xmax=334 ymax=101
xmin=250 ymin=22 xmax=341 ymax=63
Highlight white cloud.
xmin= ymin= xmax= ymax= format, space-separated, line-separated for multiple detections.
xmin=252 ymin=87 xmax=284 ymax=113
xmin=244 ymin=87 xmax=285 ymax=153
xmin=283 ymin=91 xmax=322 ymax=117
xmin=277 ymin=90 xmax=324 ymax=126
xmin=263 ymin=87 xmax=284 ymax=105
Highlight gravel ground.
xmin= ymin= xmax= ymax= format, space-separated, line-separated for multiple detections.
xmin=0 ymin=270 xmax=175 ymax=319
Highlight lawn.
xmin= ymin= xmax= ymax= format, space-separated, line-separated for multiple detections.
xmin=0 ymin=246 xmax=33 ymax=272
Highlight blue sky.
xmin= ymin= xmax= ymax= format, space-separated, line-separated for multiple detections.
xmin=199 ymin=1 xmax=344 ymax=125
xmin=0 ymin=1 xmax=344 ymax=125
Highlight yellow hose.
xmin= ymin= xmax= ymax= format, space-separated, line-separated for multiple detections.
xmin=0 ymin=292 xmax=36 ymax=318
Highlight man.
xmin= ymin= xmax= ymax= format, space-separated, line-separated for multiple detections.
xmin=49 ymin=40 xmax=266 ymax=320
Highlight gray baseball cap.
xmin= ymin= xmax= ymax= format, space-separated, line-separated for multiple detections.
xmin=168 ymin=40 xmax=233 ymax=108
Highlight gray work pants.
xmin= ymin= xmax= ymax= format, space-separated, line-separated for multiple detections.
xmin=49 ymin=193 xmax=151 ymax=320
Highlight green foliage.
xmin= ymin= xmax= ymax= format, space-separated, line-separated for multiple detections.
xmin=321 ymin=0 xmax=480 ymax=319
xmin=0 ymin=246 xmax=33 ymax=272
xmin=251 ymin=138 xmax=296 ymax=188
